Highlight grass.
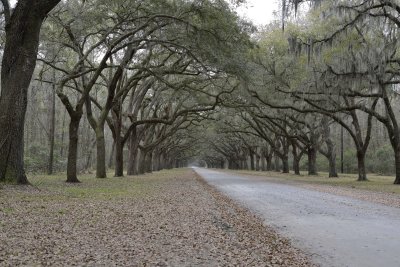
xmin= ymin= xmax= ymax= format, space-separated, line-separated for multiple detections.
xmin=0 ymin=169 xmax=188 ymax=202
xmin=4 ymin=167 xmax=399 ymax=200
xmin=224 ymin=169 xmax=400 ymax=194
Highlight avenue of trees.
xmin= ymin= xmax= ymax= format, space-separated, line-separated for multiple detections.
xmin=200 ymin=0 xmax=400 ymax=184
xmin=0 ymin=0 xmax=251 ymax=183
xmin=1 ymin=0 xmax=400 ymax=185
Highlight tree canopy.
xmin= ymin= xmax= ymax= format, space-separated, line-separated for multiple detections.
xmin=1 ymin=0 xmax=400 ymax=184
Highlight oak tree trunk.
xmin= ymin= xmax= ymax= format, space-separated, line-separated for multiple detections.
xmin=127 ymin=131 xmax=140 ymax=176
xmin=260 ymin=154 xmax=266 ymax=171
xmin=108 ymin=141 xmax=115 ymax=169
xmin=307 ymin=147 xmax=318 ymax=175
xmin=66 ymin=114 xmax=82 ymax=183
xmin=293 ymin=158 xmax=300 ymax=175
xmin=60 ymin=111 xmax=67 ymax=158
xmin=114 ymin=137 xmax=124 ymax=177
xmin=0 ymin=0 xmax=60 ymax=183
xmin=95 ymin=129 xmax=107 ymax=178
xmin=255 ymin=157 xmax=260 ymax=171
xmin=47 ymin=80 xmax=56 ymax=175
xmin=250 ymin=152 xmax=255 ymax=170
xmin=356 ymin=150 xmax=367 ymax=181
xmin=266 ymin=153 xmax=273 ymax=171
xmin=152 ymin=152 xmax=159 ymax=171
xmin=291 ymin=142 xmax=301 ymax=175
xmin=394 ymin=148 xmax=400 ymax=184
xmin=145 ymin=151 xmax=153 ymax=173
xmin=274 ymin=153 xmax=280 ymax=172
xmin=328 ymin=153 xmax=338 ymax=178
xmin=282 ymin=156 xmax=289 ymax=174
xmin=138 ymin=149 xmax=147 ymax=174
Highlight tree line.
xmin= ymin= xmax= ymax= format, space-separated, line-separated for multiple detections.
xmin=201 ymin=0 xmax=400 ymax=184
xmin=0 ymin=0 xmax=251 ymax=184
xmin=1 ymin=0 xmax=400 ymax=185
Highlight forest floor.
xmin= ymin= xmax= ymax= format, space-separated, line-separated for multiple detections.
xmin=0 ymin=168 xmax=314 ymax=266
xmin=224 ymin=169 xmax=400 ymax=208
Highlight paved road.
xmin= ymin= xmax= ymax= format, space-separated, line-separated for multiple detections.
xmin=194 ymin=168 xmax=400 ymax=267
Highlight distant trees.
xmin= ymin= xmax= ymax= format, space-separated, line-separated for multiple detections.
xmin=202 ymin=0 xmax=400 ymax=184
xmin=33 ymin=0 xmax=251 ymax=182
xmin=3 ymin=0 xmax=400 ymax=185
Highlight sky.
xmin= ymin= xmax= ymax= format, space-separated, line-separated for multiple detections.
xmin=236 ymin=0 xmax=281 ymax=26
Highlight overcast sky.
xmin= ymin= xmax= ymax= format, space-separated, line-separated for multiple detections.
xmin=236 ymin=0 xmax=281 ymax=25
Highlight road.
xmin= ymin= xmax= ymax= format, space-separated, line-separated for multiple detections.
xmin=194 ymin=168 xmax=400 ymax=267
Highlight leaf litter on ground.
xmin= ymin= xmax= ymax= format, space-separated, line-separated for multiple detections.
xmin=0 ymin=169 xmax=315 ymax=266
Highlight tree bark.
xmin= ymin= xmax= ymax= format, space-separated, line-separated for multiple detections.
xmin=356 ymin=150 xmax=367 ymax=181
xmin=153 ymin=151 xmax=159 ymax=171
xmin=260 ymin=153 xmax=266 ymax=171
xmin=307 ymin=147 xmax=318 ymax=175
xmin=166 ymin=157 xmax=174 ymax=169
xmin=328 ymin=152 xmax=338 ymax=178
xmin=320 ymin=119 xmax=338 ymax=178
xmin=293 ymin=157 xmax=300 ymax=175
xmin=95 ymin=128 xmax=107 ymax=178
xmin=138 ymin=149 xmax=147 ymax=174
xmin=114 ymin=136 xmax=124 ymax=177
xmin=320 ymin=142 xmax=338 ymax=178
xmin=224 ymin=158 xmax=229 ymax=169
xmin=274 ymin=153 xmax=280 ymax=172
xmin=266 ymin=155 xmax=273 ymax=171
xmin=282 ymin=156 xmax=289 ymax=173
xmin=321 ymin=138 xmax=338 ymax=178
xmin=250 ymin=151 xmax=255 ymax=170
xmin=84 ymin=139 xmax=96 ymax=172
xmin=66 ymin=113 xmax=81 ymax=183
xmin=291 ymin=141 xmax=301 ymax=175
xmin=0 ymin=0 xmax=60 ymax=184
xmin=108 ymin=140 xmax=115 ymax=169
xmin=155 ymin=150 xmax=164 ymax=171
xmin=145 ymin=151 xmax=153 ymax=173
xmin=112 ymin=107 xmax=124 ymax=177
xmin=394 ymin=148 xmax=400 ymax=184
xmin=127 ymin=130 xmax=140 ymax=175
xmin=159 ymin=153 xmax=166 ymax=171
xmin=255 ymin=150 xmax=260 ymax=171
xmin=47 ymin=79 xmax=56 ymax=175
xmin=60 ymin=111 xmax=67 ymax=158
xmin=127 ymin=145 xmax=139 ymax=175
xmin=292 ymin=148 xmax=301 ymax=176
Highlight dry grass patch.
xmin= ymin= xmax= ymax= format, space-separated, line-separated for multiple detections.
xmin=225 ymin=169 xmax=400 ymax=194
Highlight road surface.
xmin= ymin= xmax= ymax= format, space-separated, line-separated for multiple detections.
xmin=194 ymin=168 xmax=400 ymax=267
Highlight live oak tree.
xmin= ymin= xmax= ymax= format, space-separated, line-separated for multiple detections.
xmin=36 ymin=0 xmax=251 ymax=181
xmin=0 ymin=0 xmax=61 ymax=184
xmin=283 ymin=0 xmax=400 ymax=182
xmin=40 ymin=0 xmax=142 ymax=182
xmin=7 ymin=0 xmax=400 ymax=186
xmin=286 ymin=0 xmax=400 ymax=184
xmin=319 ymin=118 xmax=338 ymax=177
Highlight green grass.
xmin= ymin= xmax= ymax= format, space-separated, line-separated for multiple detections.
xmin=0 ymin=169 xmax=188 ymax=202
xmin=1 ymin=207 xmax=14 ymax=214
xmin=225 ymin=170 xmax=400 ymax=194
